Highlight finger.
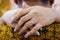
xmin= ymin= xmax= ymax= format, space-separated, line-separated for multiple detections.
xmin=25 ymin=30 xmax=40 ymax=36
xmin=18 ymin=23 xmax=40 ymax=36
xmin=23 ymin=26 xmax=40 ymax=36
xmin=11 ymin=7 xmax=33 ymax=23
xmin=24 ymin=23 xmax=42 ymax=38
xmin=18 ymin=20 xmax=35 ymax=34
xmin=29 ymin=26 xmax=40 ymax=36
xmin=14 ymin=11 xmax=35 ymax=32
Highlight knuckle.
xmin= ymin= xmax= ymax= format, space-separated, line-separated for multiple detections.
xmin=24 ymin=21 xmax=30 ymax=27
xmin=25 ymin=22 xmax=30 ymax=26
xmin=20 ymin=17 xmax=24 ymax=22
xmin=33 ymin=28 xmax=36 ymax=32
xmin=32 ymin=11 xmax=38 ymax=15
xmin=25 ymin=23 xmax=28 ymax=26
xmin=17 ymin=24 xmax=20 ymax=27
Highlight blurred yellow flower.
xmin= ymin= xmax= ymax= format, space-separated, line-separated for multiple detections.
xmin=0 ymin=0 xmax=2 ymax=4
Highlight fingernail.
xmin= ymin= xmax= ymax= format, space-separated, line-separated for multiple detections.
xmin=24 ymin=34 xmax=28 ymax=38
xmin=14 ymin=27 xmax=17 ymax=32
xmin=36 ymin=31 xmax=40 ymax=35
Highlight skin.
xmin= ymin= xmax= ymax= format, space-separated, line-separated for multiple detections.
xmin=11 ymin=6 xmax=59 ymax=38
xmin=1 ymin=0 xmax=59 ymax=38
xmin=0 ymin=8 xmax=40 ymax=35
xmin=0 ymin=1 xmax=41 ymax=36
xmin=0 ymin=9 xmax=22 ymax=27
xmin=11 ymin=0 xmax=60 ymax=38
xmin=52 ymin=0 xmax=60 ymax=11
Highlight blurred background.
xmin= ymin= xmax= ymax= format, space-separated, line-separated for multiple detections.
xmin=0 ymin=0 xmax=10 ymax=17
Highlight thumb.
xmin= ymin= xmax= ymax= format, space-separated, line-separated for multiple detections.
xmin=22 ymin=1 xmax=29 ymax=9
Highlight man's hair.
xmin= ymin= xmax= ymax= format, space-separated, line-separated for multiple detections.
xmin=40 ymin=0 xmax=54 ymax=5
xmin=40 ymin=0 xmax=49 ymax=4
xmin=40 ymin=0 xmax=49 ymax=3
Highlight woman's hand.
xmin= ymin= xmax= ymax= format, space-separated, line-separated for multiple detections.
xmin=11 ymin=6 xmax=57 ymax=38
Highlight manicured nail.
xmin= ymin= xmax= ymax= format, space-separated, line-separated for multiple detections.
xmin=24 ymin=34 xmax=28 ymax=38
xmin=14 ymin=27 xmax=17 ymax=32
xmin=36 ymin=31 xmax=40 ymax=35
